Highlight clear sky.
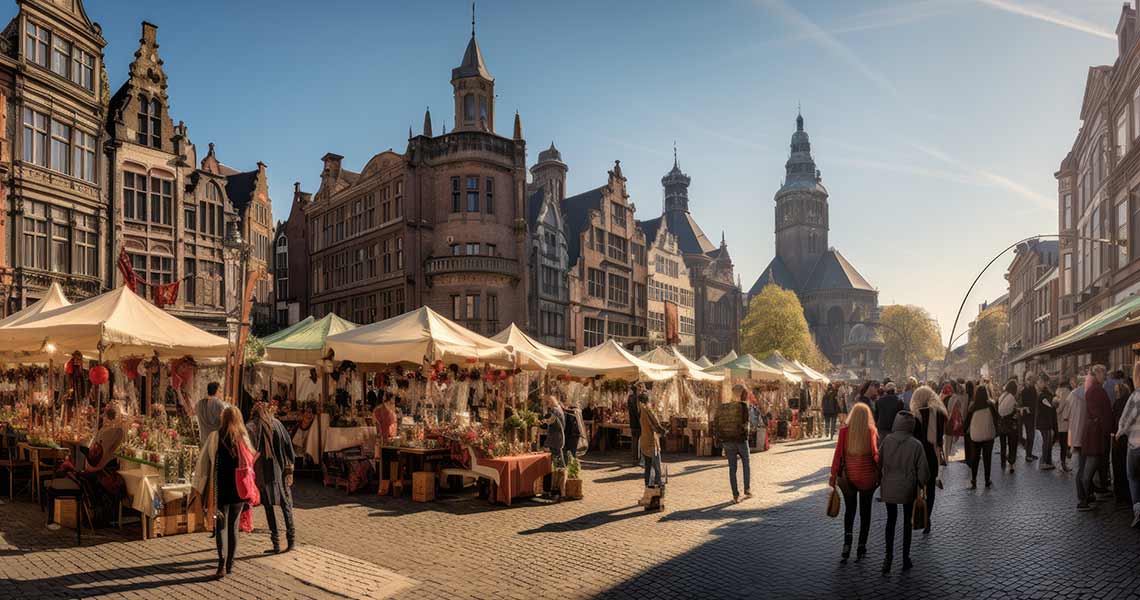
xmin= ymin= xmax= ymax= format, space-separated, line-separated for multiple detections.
xmin=78 ymin=0 xmax=1124 ymax=344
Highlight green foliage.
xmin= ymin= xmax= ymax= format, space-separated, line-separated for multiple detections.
xmin=243 ymin=335 xmax=266 ymax=366
xmin=504 ymin=414 xmax=525 ymax=431
xmin=517 ymin=409 xmax=539 ymax=429
xmin=880 ymin=305 xmax=942 ymax=378
xmin=741 ymin=284 xmax=831 ymax=372
xmin=567 ymin=456 xmax=581 ymax=479
xmin=966 ymin=304 xmax=1008 ymax=372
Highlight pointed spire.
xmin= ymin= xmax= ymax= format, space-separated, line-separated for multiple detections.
xmin=472 ymin=1 xmax=476 ymax=37
xmin=721 ymin=231 xmax=726 ymax=247
xmin=796 ymin=104 xmax=804 ymax=132
xmin=513 ymin=111 xmax=523 ymax=140
xmin=442 ymin=121 xmax=447 ymax=134
xmin=673 ymin=140 xmax=678 ymax=168
xmin=423 ymin=107 xmax=433 ymax=137
xmin=408 ymin=125 xmax=413 ymax=139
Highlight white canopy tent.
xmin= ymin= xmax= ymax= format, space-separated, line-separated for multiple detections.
xmin=0 ymin=282 xmax=74 ymax=363
xmin=548 ymin=339 xmax=676 ymax=381
xmin=793 ymin=359 xmax=830 ymax=384
xmin=492 ymin=324 xmax=570 ymax=370
xmin=324 ymin=305 xmax=514 ymax=367
xmin=707 ymin=350 xmax=739 ymax=370
xmin=3 ymin=285 xmax=229 ymax=360
xmin=640 ymin=346 xmax=724 ymax=382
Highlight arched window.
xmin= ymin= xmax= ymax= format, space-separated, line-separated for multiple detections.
xmin=463 ymin=94 xmax=475 ymax=122
xmin=136 ymin=95 xmax=162 ymax=147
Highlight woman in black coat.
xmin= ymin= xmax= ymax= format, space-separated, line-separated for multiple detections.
xmin=910 ymin=385 xmax=946 ymax=535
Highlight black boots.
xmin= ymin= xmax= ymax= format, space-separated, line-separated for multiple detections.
xmin=841 ymin=534 xmax=852 ymax=562
xmin=265 ymin=538 xmax=281 ymax=554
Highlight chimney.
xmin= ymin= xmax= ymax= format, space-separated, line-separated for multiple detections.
xmin=321 ymin=153 xmax=343 ymax=182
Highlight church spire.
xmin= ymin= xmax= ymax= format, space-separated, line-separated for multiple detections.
xmin=662 ymin=142 xmax=691 ymax=214
xmin=423 ymin=107 xmax=433 ymax=137
xmin=513 ymin=111 xmax=522 ymax=140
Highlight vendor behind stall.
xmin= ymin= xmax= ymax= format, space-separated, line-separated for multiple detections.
xmin=69 ymin=405 xmax=128 ymax=524
xmin=373 ymin=393 xmax=398 ymax=443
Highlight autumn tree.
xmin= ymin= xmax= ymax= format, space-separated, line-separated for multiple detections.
xmin=880 ymin=304 xmax=942 ymax=378
xmin=741 ymin=284 xmax=832 ymax=372
xmin=966 ymin=304 xmax=1008 ymax=373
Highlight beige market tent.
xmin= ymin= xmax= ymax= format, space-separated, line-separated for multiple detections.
xmin=492 ymin=324 xmax=570 ymax=370
xmin=0 ymin=282 xmax=74 ymax=363
xmin=707 ymin=350 xmax=738 ymax=370
xmin=793 ymin=359 xmax=830 ymax=384
xmin=3 ymin=285 xmax=230 ymax=360
xmin=640 ymin=346 xmax=724 ymax=382
xmin=324 ymin=305 xmax=514 ymax=366
xmin=761 ymin=351 xmax=810 ymax=382
xmin=548 ymin=339 xmax=676 ymax=381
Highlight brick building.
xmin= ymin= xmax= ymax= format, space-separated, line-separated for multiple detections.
xmin=562 ymin=161 xmax=649 ymax=352
xmin=296 ymin=26 xmax=529 ymax=334
xmin=1004 ymin=239 xmax=1057 ymax=376
xmin=1 ymin=0 xmax=106 ymax=314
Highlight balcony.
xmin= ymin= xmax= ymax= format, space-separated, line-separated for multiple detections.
xmin=425 ymin=255 xmax=520 ymax=280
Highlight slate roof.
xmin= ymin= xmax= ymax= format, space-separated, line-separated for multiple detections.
xmin=802 ymin=249 xmax=874 ymax=292
xmin=452 ymin=35 xmax=492 ymax=80
xmin=663 ymin=210 xmax=715 ymax=255
xmin=748 ymin=256 xmax=798 ymax=296
xmin=560 ymin=186 xmax=605 ymax=267
xmin=638 ymin=216 xmax=662 ymax=245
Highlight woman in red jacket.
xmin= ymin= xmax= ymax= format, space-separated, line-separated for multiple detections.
xmin=829 ymin=402 xmax=880 ymax=562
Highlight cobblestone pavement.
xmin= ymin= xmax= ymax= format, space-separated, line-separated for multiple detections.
xmin=2 ymin=439 xmax=1138 ymax=599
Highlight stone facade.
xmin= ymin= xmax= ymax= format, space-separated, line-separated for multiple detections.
xmin=642 ymin=217 xmax=695 ymax=357
xmin=299 ymin=29 xmax=528 ymax=335
xmin=1005 ymin=239 xmax=1058 ymax=371
xmin=273 ymin=183 xmax=311 ymax=327
xmin=749 ymin=113 xmax=881 ymax=368
xmin=562 ymin=162 xmax=648 ymax=352
xmin=525 ymin=143 xmax=570 ymax=349
xmin=1 ymin=0 xmax=106 ymax=314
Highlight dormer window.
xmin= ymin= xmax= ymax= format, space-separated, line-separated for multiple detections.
xmin=137 ymin=96 xmax=162 ymax=148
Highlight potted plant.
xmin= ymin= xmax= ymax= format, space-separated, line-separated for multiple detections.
xmin=563 ymin=456 xmax=583 ymax=499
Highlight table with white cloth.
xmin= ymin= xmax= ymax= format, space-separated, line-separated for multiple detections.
xmin=118 ymin=460 xmax=195 ymax=540
xmin=298 ymin=413 xmax=376 ymax=462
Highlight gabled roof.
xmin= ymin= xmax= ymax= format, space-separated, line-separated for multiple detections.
xmin=662 ymin=211 xmax=715 ymax=255
xmin=225 ymin=170 xmax=258 ymax=212
xmin=560 ymin=186 xmax=605 ymax=267
xmin=638 ymin=216 xmax=663 ymax=245
xmin=802 ymin=250 xmax=875 ymax=292
xmin=749 ymin=256 xmax=798 ymax=296
xmin=452 ymin=35 xmax=492 ymax=80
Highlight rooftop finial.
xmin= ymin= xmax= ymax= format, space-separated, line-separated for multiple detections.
xmin=796 ymin=104 xmax=804 ymax=132
xmin=673 ymin=140 xmax=678 ymax=168
xmin=472 ymin=1 xmax=476 ymax=37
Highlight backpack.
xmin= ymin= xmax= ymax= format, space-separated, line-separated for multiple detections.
xmin=715 ymin=402 xmax=746 ymax=442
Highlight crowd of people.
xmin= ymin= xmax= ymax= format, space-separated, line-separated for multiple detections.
xmin=825 ymin=364 xmax=1140 ymax=574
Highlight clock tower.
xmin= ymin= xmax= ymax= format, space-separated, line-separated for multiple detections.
xmin=774 ymin=111 xmax=829 ymax=287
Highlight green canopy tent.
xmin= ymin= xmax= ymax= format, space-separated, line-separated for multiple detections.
xmin=262 ymin=313 xmax=359 ymax=365
xmin=708 ymin=353 xmax=791 ymax=383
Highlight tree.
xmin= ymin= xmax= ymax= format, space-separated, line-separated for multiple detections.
xmin=966 ymin=304 xmax=1008 ymax=373
xmin=741 ymin=284 xmax=832 ymax=372
xmin=880 ymin=305 xmax=941 ymax=378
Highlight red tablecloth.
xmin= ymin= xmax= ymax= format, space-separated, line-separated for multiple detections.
xmin=476 ymin=452 xmax=552 ymax=506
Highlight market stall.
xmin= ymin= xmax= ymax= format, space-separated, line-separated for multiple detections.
xmin=761 ymin=351 xmax=827 ymax=438
xmin=639 ymin=346 xmax=725 ymax=454
xmin=708 ymin=353 xmax=797 ymax=447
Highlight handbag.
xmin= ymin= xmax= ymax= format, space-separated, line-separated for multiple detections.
xmin=233 ymin=438 xmax=261 ymax=507
xmin=949 ymin=406 xmax=964 ymax=437
xmin=826 ymin=486 xmax=841 ymax=518
xmin=912 ymin=488 xmax=927 ymax=530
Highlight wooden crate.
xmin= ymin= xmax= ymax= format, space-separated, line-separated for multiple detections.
xmin=53 ymin=498 xmax=77 ymax=529
xmin=411 ymin=471 xmax=435 ymax=502
xmin=664 ymin=435 xmax=683 ymax=453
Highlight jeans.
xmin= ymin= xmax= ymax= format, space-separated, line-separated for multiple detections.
xmin=642 ymin=450 xmax=662 ymax=487
xmin=970 ymin=439 xmax=995 ymax=483
xmin=263 ymin=489 xmax=296 ymax=545
xmin=722 ymin=441 xmax=751 ymax=497
xmin=1078 ymin=451 xmax=1104 ymax=505
xmin=884 ymin=502 xmax=914 ymax=561
xmin=824 ymin=415 xmax=838 ymax=439
xmin=1127 ymin=446 xmax=1140 ymax=511
xmin=215 ymin=503 xmax=243 ymax=570
xmin=1022 ymin=416 xmax=1036 ymax=457
xmin=1040 ymin=430 xmax=1054 ymax=465
xmin=1001 ymin=420 xmax=1020 ymax=466
xmin=841 ymin=488 xmax=874 ymax=550
xmin=1058 ymin=432 xmax=1070 ymax=464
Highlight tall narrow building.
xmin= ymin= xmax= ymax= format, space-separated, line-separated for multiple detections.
xmin=525 ymin=143 xmax=570 ymax=349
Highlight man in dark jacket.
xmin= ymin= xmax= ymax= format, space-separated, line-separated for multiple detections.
xmin=627 ymin=385 xmax=642 ymax=467
xmin=716 ymin=385 xmax=752 ymax=502
xmin=1020 ymin=373 xmax=1039 ymax=462
xmin=874 ymin=382 xmax=904 ymax=436
xmin=246 ymin=402 xmax=296 ymax=553
xmin=823 ymin=384 xmax=840 ymax=439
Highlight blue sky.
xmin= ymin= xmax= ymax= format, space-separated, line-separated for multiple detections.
xmin=80 ymin=0 xmax=1123 ymax=344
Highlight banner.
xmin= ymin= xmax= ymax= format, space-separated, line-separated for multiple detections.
xmin=664 ymin=301 xmax=680 ymax=345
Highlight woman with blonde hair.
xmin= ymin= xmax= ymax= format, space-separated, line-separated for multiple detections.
xmin=194 ymin=405 xmax=255 ymax=579
xmin=829 ymin=402 xmax=879 ymax=562
xmin=910 ymin=385 xmax=946 ymax=534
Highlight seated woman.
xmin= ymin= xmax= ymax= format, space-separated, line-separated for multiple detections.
xmin=61 ymin=405 xmax=128 ymax=525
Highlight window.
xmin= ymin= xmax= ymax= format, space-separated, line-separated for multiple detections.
xmin=51 ymin=220 xmax=69 ymax=272
xmin=72 ymin=48 xmax=94 ymax=90
xmin=463 ymin=94 xmax=475 ymax=122
xmin=148 ymin=255 xmax=173 ymax=287
xmin=607 ymin=233 xmax=628 ymax=262
xmin=584 ymin=317 xmax=604 ymax=348
xmin=25 ymin=23 xmax=49 ymax=67
xmin=396 ymin=237 xmax=404 ymax=269
xmin=593 ymin=227 xmax=606 ymax=251
xmin=487 ymin=294 xmax=498 ymax=327
xmin=632 ymin=243 xmax=646 ymax=266
xmin=466 ymin=294 xmax=481 ymax=321
xmin=466 ymin=243 xmax=480 ymax=256
xmin=541 ymin=265 xmax=560 ymax=295
xmin=75 ymin=214 xmax=97 ymax=277
xmin=485 ymin=243 xmax=495 ymax=256
xmin=655 ymin=256 xmax=679 ymax=277
xmin=381 ymin=287 xmax=405 ymax=319
xmin=22 ymin=202 xmax=48 ymax=269
xmin=51 ymin=35 xmax=70 ymax=78
xmin=49 ymin=121 xmax=71 ymax=175
xmin=1118 ymin=200 xmax=1129 ymax=265
xmin=184 ymin=258 xmax=197 ymax=304
xmin=123 ymin=171 xmax=148 ymax=221
xmin=485 ymin=178 xmax=494 ymax=214
xmin=611 ymin=202 xmax=627 ymax=228
xmin=150 ymin=176 xmax=173 ymax=225
xmin=1062 ymin=253 xmax=1072 ymax=297
xmin=587 ymin=268 xmax=605 ymax=298
xmin=1062 ymin=193 xmax=1072 ymax=230
xmin=366 ymin=243 xmax=377 ymax=277
xmin=72 ymin=130 xmax=96 ymax=182
xmin=607 ymin=320 xmax=629 ymax=339
xmin=466 ymin=177 xmax=479 ymax=212
xmin=22 ymin=108 xmax=48 ymax=167
xmin=648 ymin=311 xmax=664 ymax=333
xmin=451 ymin=177 xmax=461 ymax=213
xmin=185 ymin=204 xmax=196 ymax=232
xmin=382 ymin=238 xmax=392 ymax=273
xmin=607 ymin=273 xmax=629 ymax=305
xmin=1118 ymin=111 xmax=1130 ymax=161
xmin=635 ymin=283 xmax=647 ymax=309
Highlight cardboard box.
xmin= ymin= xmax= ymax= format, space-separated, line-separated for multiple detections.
xmin=563 ymin=478 xmax=583 ymax=499
xmin=53 ymin=498 xmax=77 ymax=529
xmin=412 ymin=471 xmax=435 ymax=502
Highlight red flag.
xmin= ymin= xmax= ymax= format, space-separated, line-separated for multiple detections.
xmin=117 ymin=249 xmax=138 ymax=292
xmin=153 ymin=281 xmax=180 ymax=309
xmin=664 ymin=301 xmax=680 ymax=345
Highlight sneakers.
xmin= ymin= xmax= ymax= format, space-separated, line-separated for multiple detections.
xmin=1077 ymin=503 xmax=1092 ymax=512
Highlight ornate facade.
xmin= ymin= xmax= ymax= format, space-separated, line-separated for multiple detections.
xmin=749 ymin=113 xmax=881 ymax=368
xmin=639 ymin=214 xmax=696 ymax=357
xmin=562 ymin=162 xmax=648 ymax=352
xmin=298 ymin=26 xmax=529 ymax=334
xmin=2 ymin=0 xmax=107 ymax=314
xmin=525 ymin=142 xmax=570 ymax=349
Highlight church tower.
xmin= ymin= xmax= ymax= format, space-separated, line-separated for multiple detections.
xmin=451 ymin=10 xmax=494 ymax=132
xmin=531 ymin=142 xmax=568 ymax=201
xmin=774 ymin=111 xmax=829 ymax=286
xmin=662 ymin=145 xmax=692 ymax=213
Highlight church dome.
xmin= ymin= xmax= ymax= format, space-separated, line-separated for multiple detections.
xmin=538 ymin=142 xmax=562 ymax=164
xmin=846 ymin=323 xmax=884 ymax=345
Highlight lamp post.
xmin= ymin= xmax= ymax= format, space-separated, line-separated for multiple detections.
xmin=943 ymin=233 xmax=1127 ymax=368
xmin=223 ymin=221 xmax=251 ymax=402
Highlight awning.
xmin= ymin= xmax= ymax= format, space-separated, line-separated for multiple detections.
xmin=640 ymin=346 xmax=724 ymax=382
xmin=708 ymin=353 xmax=792 ymax=383
xmin=548 ymin=339 xmax=676 ymax=381
xmin=1017 ymin=293 xmax=1140 ymax=361
xmin=324 ymin=306 xmax=514 ymax=367
xmin=262 ymin=313 xmax=358 ymax=364
xmin=492 ymin=324 xmax=570 ymax=370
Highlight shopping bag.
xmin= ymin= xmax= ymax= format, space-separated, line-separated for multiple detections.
xmin=912 ymin=489 xmax=927 ymax=530
xmin=826 ymin=486 xmax=841 ymax=518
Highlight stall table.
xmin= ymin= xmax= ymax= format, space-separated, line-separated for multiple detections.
xmin=594 ymin=422 xmax=631 ymax=452
xmin=380 ymin=446 xmax=451 ymax=496
xmin=474 ymin=452 xmax=552 ymax=506
xmin=300 ymin=414 xmax=376 ymax=462
xmin=117 ymin=460 xmax=199 ymax=539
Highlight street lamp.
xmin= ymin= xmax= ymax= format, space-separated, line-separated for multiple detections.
xmin=943 ymin=233 xmax=1127 ymax=365
xmin=223 ymin=220 xmax=252 ymax=401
